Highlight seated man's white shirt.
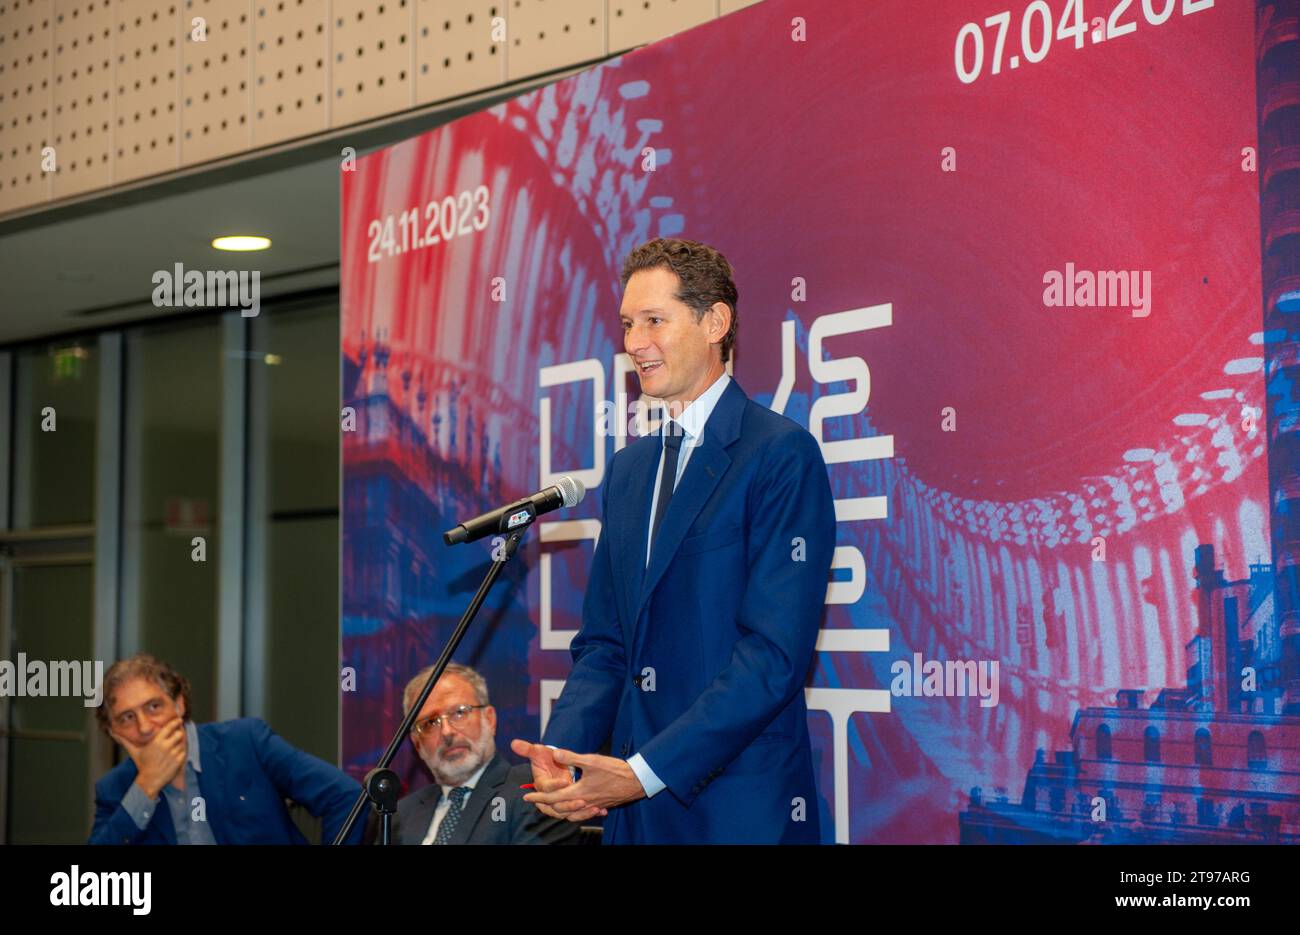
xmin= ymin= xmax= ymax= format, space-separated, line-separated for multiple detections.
xmin=421 ymin=760 xmax=490 ymax=845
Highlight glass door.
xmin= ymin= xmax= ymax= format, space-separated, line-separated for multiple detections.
xmin=0 ymin=531 xmax=97 ymax=844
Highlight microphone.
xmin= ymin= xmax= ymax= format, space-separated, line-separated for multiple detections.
xmin=443 ymin=475 xmax=586 ymax=546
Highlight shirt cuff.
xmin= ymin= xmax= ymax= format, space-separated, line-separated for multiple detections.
xmin=121 ymin=781 xmax=158 ymax=831
xmin=627 ymin=753 xmax=665 ymax=798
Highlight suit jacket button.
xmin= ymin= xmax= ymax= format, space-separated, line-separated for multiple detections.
xmin=620 ymin=742 xmax=630 ymax=756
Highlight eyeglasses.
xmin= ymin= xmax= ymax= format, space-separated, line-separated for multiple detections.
xmin=412 ymin=704 xmax=487 ymax=736
xmin=112 ymin=696 xmax=173 ymax=730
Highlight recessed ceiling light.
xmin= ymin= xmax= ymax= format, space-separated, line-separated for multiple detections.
xmin=212 ymin=235 xmax=271 ymax=251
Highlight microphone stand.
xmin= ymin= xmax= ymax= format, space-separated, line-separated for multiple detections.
xmin=331 ymin=522 xmax=532 ymax=845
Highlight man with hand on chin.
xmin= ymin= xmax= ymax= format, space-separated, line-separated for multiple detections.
xmin=90 ymin=653 xmax=364 ymax=844
xmin=513 ymin=238 xmax=835 ymax=843
xmin=112 ymin=704 xmax=188 ymax=804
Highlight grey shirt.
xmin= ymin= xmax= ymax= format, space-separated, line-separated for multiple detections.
xmin=120 ymin=721 xmax=217 ymax=845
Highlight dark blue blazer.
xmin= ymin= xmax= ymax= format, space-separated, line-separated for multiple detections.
xmin=543 ymin=378 xmax=835 ymax=843
xmin=89 ymin=718 xmax=364 ymax=845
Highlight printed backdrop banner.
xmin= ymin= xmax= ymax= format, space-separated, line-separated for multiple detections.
xmin=341 ymin=0 xmax=1291 ymax=843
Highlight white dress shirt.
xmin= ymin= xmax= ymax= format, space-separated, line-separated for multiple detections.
xmin=420 ymin=759 xmax=490 ymax=845
xmin=629 ymin=369 xmax=731 ymax=798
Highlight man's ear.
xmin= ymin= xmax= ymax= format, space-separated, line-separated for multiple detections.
xmin=175 ymin=693 xmax=187 ymax=720
xmin=707 ymin=302 xmax=731 ymax=346
xmin=484 ymin=705 xmax=498 ymax=735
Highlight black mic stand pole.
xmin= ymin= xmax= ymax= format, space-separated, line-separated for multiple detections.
xmin=332 ymin=522 xmax=531 ymax=845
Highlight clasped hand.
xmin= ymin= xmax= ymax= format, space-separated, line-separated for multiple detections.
xmin=510 ymin=739 xmax=646 ymax=822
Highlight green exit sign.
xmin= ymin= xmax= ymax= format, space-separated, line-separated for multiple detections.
xmin=52 ymin=346 xmax=86 ymax=381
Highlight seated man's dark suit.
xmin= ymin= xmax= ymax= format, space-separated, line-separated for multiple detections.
xmin=382 ymin=752 xmax=581 ymax=845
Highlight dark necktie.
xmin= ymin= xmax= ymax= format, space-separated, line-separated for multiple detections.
xmin=433 ymin=786 xmax=470 ymax=845
xmin=649 ymin=425 xmax=684 ymax=558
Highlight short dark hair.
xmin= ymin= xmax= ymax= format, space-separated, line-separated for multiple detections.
xmin=95 ymin=654 xmax=193 ymax=735
xmin=620 ymin=238 xmax=739 ymax=364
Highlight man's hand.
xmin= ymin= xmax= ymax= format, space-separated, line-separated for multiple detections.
xmin=510 ymin=739 xmax=575 ymax=812
xmin=112 ymin=718 xmax=186 ymax=799
xmin=519 ymin=747 xmax=646 ymax=823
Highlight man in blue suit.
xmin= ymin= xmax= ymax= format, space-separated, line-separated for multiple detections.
xmin=513 ymin=238 xmax=835 ymax=843
xmin=89 ymin=654 xmax=363 ymax=844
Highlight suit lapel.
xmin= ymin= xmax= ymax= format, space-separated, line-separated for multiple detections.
xmin=633 ymin=380 xmax=747 ymax=626
xmin=611 ymin=440 xmax=656 ymax=648
xmin=635 ymin=445 xmax=729 ymax=620
xmin=446 ymin=754 xmax=509 ymax=844
xmin=404 ymin=785 xmax=441 ymax=844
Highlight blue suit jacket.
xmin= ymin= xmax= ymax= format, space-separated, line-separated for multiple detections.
xmin=89 ymin=718 xmax=365 ymax=845
xmin=543 ymin=378 xmax=835 ymax=843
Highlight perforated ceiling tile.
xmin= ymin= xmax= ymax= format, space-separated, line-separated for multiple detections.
xmin=0 ymin=0 xmax=54 ymax=212
xmin=4 ymin=0 xmax=731 ymax=212
xmin=609 ymin=0 xmax=714 ymax=52
xmin=331 ymin=0 xmax=414 ymax=128
xmin=115 ymin=0 xmax=181 ymax=183
xmin=719 ymin=0 xmax=761 ymax=14
xmin=50 ymin=0 xmax=113 ymax=197
xmin=414 ymin=0 xmax=502 ymax=106
xmin=251 ymin=0 xmax=328 ymax=147
xmin=505 ymin=0 xmax=602 ymax=83
xmin=180 ymin=0 xmax=252 ymax=165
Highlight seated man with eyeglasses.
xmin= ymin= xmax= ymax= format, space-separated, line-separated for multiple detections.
xmin=377 ymin=663 xmax=579 ymax=845
xmin=89 ymin=653 xmax=365 ymax=845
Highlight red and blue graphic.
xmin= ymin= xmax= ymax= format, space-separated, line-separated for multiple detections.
xmin=341 ymin=0 xmax=1300 ymax=843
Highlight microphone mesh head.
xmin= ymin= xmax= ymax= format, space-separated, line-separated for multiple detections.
xmin=556 ymin=475 xmax=585 ymax=508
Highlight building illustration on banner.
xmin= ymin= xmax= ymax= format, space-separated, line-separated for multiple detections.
xmin=341 ymin=329 xmax=527 ymax=787
xmin=961 ymin=544 xmax=1300 ymax=844
xmin=963 ymin=4 xmax=1300 ymax=843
